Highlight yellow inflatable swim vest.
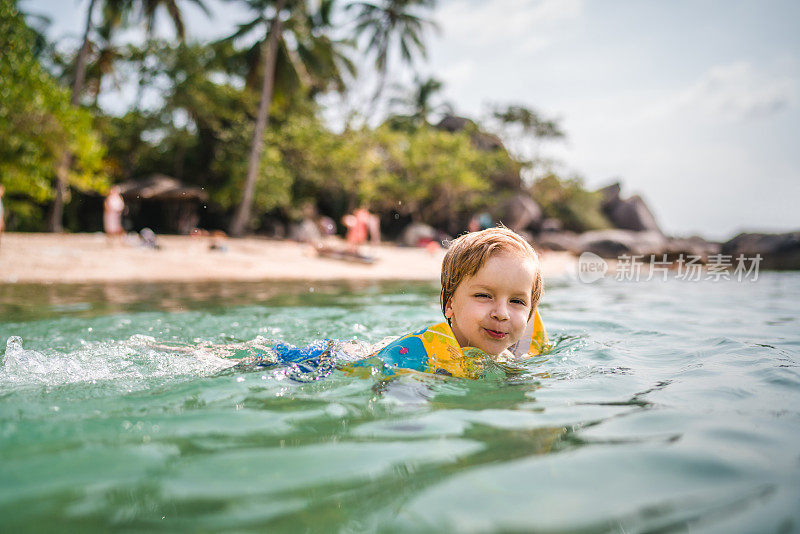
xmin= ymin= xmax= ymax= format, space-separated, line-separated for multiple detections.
xmin=364 ymin=310 xmax=548 ymax=379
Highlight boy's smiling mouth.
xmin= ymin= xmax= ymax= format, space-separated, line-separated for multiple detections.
xmin=483 ymin=328 xmax=507 ymax=339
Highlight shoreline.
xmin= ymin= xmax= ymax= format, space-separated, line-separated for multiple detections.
xmin=0 ymin=233 xmax=577 ymax=285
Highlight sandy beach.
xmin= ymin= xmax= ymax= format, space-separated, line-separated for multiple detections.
xmin=0 ymin=233 xmax=576 ymax=284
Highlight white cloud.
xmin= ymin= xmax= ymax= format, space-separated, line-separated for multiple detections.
xmin=435 ymin=0 xmax=583 ymax=49
xmin=539 ymin=58 xmax=800 ymax=238
xmin=439 ymin=59 xmax=476 ymax=90
xmin=644 ymin=61 xmax=799 ymax=123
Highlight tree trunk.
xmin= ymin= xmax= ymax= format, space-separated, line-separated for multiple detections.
xmin=366 ymin=42 xmax=389 ymax=119
xmin=134 ymin=38 xmax=153 ymax=112
xmin=71 ymin=0 xmax=96 ymax=106
xmin=48 ymin=0 xmax=97 ymax=232
xmin=229 ymin=0 xmax=286 ymax=237
xmin=48 ymin=152 xmax=71 ymax=233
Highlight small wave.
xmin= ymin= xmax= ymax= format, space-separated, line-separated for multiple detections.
xmin=0 ymin=334 xmax=390 ymax=389
xmin=0 ymin=335 xmax=235 ymax=388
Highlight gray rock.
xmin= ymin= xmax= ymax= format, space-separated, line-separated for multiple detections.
xmin=436 ymin=114 xmax=505 ymax=151
xmin=609 ymin=195 xmax=661 ymax=232
xmin=664 ymin=236 xmax=720 ymax=262
xmin=289 ymin=219 xmax=321 ymax=243
xmin=400 ymin=222 xmax=437 ymax=247
xmin=540 ymin=218 xmax=563 ymax=233
xmin=536 ymin=231 xmax=580 ymax=252
xmin=598 ymin=182 xmax=622 ymax=208
xmin=721 ymin=231 xmax=800 ymax=270
xmin=497 ymin=194 xmax=543 ymax=233
xmin=598 ymin=182 xmax=662 ymax=233
xmin=436 ymin=115 xmax=471 ymax=133
xmin=577 ymin=229 xmax=667 ymax=258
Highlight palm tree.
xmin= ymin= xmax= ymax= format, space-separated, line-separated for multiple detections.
xmin=491 ymin=104 xmax=564 ymax=180
xmin=492 ymin=104 xmax=565 ymax=141
xmin=50 ymin=16 xmax=125 ymax=107
xmin=18 ymin=8 xmax=51 ymax=58
xmin=133 ymin=0 xmax=211 ymax=107
xmin=140 ymin=0 xmax=208 ymax=39
xmin=347 ymin=0 xmax=439 ymax=113
xmin=47 ymin=0 xmax=208 ymax=232
xmin=226 ymin=0 xmax=355 ymax=236
xmin=67 ymin=0 xmax=208 ymax=107
xmin=47 ymin=0 xmax=100 ymax=232
xmin=388 ymin=74 xmax=451 ymax=127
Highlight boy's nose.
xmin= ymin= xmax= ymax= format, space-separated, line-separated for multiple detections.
xmin=491 ymin=304 xmax=510 ymax=320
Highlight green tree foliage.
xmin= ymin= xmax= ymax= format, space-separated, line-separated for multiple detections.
xmin=0 ymin=0 xmax=107 ymax=230
xmin=224 ymin=0 xmax=356 ymax=235
xmin=4 ymin=0 xmax=586 ymax=238
xmin=493 ymin=104 xmax=564 ymax=140
xmin=347 ymin=0 xmax=439 ymax=106
xmin=263 ymin=118 xmax=513 ymax=233
xmin=361 ymin=126 xmax=512 ymax=231
xmin=93 ymin=38 xmax=523 ymax=234
xmin=93 ymin=41 xmax=250 ymax=185
xmin=491 ymin=103 xmax=565 ymax=184
xmin=386 ymin=75 xmax=452 ymax=131
xmin=531 ymin=174 xmax=611 ymax=233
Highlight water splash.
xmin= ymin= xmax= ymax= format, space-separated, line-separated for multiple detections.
xmin=0 ymin=332 xmax=395 ymax=389
xmin=0 ymin=335 xmax=235 ymax=388
xmin=0 ymin=331 xmax=555 ymax=390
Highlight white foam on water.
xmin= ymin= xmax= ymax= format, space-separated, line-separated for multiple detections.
xmin=0 ymin=335 xmax=236 ymax=388
xmin=332 ymin=339 xmax=383 ymax=364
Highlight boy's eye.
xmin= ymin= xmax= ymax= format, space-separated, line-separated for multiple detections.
xmin=511 ymin=298 xmax=527 ymax=306
xmin=474 ymin=293 xmax=491 ymax=299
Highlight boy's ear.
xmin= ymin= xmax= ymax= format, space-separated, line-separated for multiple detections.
xmin=444 ymin=298 xmax=454 ymax=319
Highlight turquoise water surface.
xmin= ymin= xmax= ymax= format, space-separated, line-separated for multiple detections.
xmin=1 ymin=274 xmax=799 ymax=532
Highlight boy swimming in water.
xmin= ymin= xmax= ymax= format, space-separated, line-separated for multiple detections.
xmin=162 ymin=227 xmax=546 ymax=381
xmin=370 ymin=226 xmax=547 ymax=377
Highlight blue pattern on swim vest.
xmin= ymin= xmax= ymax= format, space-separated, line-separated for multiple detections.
xmin=374 ymin=336 xmax=428 ymax=371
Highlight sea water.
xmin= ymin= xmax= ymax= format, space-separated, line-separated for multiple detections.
xmin=1 ymin=275 xmax=799 ymax=533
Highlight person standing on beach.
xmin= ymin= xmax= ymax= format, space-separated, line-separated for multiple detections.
xmin=0 ymin=184 xmax=5 ymax=249
xmin=342 ymin=207 xmax=380 ymax=255
xmin=104 ymin=186 xmax=125 ymax=244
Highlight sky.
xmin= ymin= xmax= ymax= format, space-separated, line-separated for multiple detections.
xmin=22 ymin=0 xmax=800 ymax=240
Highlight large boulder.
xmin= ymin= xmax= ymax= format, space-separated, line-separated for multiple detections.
xmin=400 ymin=222 xmax=437 ymax=247
xmin=496 ymin=194 xmax=543 ymax=233
xmin=577 ymin=229 xmax=667 ymax=258
xmin=288 ymin=218 xmax=321 ymax=243
xmin=664 ymin=236 xmax=721 ymax=262
xmin=536 ymin=231 xmax=580 ymax=252
xmin=598 ymin=182 xmax=622 ymax=207
xmin=721 ymin=231 xmax=800 ymax=270
xmin=436 ymin=114 xmax=521 ymax=189
xmin=598 ymin=182 xmax=662 ymax=233
xmin=436 ymin=114 xmax=505 ymax=151
xmin=436 ymin=115 xmax=471 ymax=133
xmin=540 ymin=218 xmax=563 ymax=233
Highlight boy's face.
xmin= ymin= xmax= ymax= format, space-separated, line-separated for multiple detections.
xmin=445 ymin=251 xmax=536 ymax=356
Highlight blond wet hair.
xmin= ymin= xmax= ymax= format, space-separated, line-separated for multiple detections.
xmin=440 ymin=227 xmax=543 ymax=320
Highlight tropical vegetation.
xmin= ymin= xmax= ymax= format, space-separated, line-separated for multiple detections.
xmin=1 ymin=0 xmax=606 ymax=237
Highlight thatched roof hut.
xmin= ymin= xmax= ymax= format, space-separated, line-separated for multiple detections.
xmin=118 ymin=174 xmax=208 ymax=234
xmin=119 ymin=174 xmax=208 ymax=202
